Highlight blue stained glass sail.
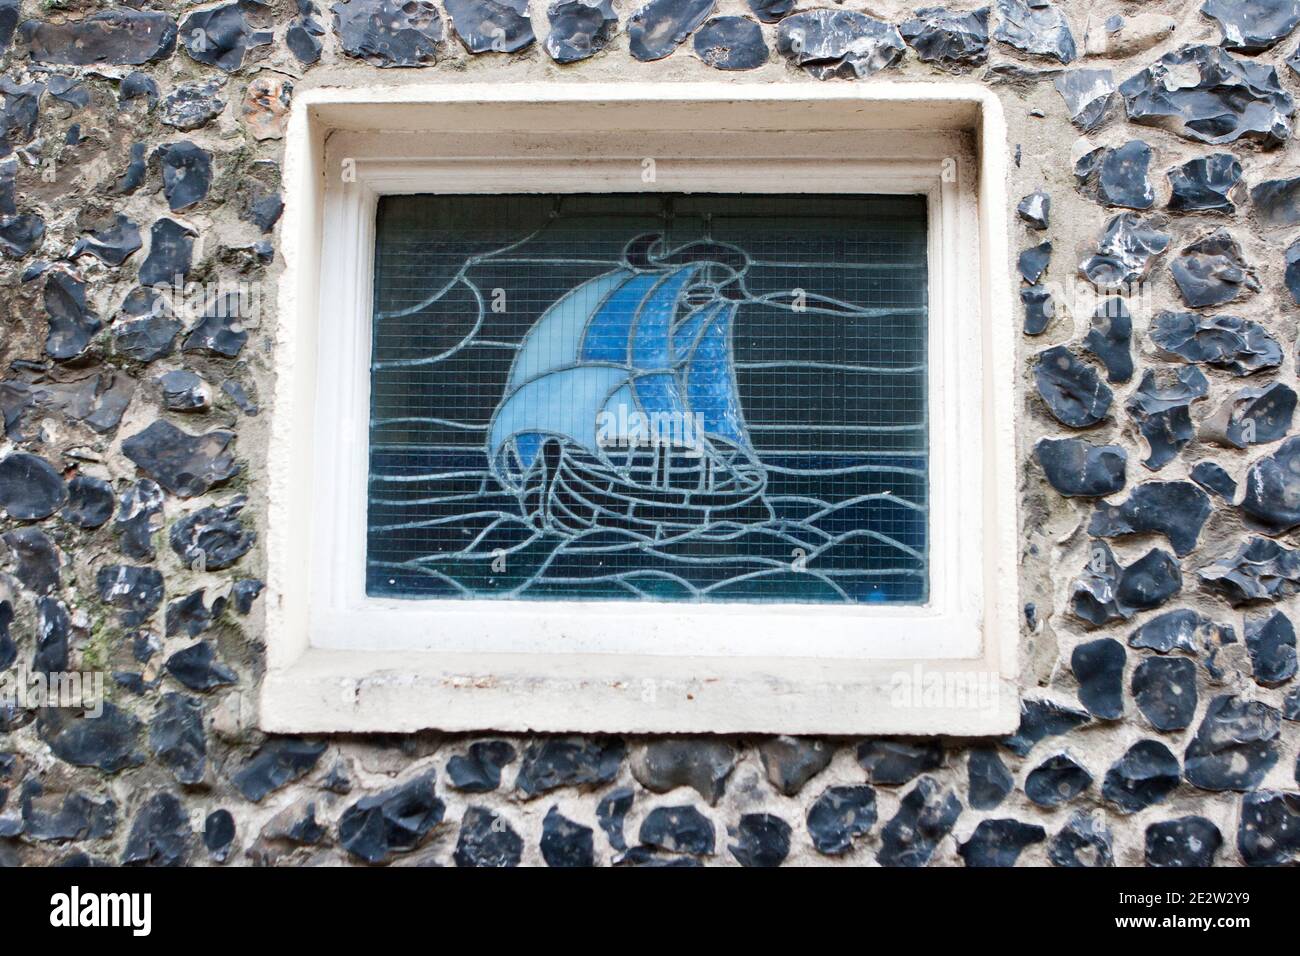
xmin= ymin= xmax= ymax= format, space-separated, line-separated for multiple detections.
xmin=367 ymin=194 xmax=929 ymax=605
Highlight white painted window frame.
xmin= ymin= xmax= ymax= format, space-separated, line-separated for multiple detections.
xmin=263 ymin=83 xmax=1018 ymax=735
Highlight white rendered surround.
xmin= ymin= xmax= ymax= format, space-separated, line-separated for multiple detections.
xmin=263 ymin=83 xmax=1018 ymax=735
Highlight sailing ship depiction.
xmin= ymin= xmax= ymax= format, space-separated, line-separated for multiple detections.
xmin=488 ymin=234 xmax=773 ymax=538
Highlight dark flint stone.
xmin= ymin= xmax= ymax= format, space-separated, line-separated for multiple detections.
xmin=179 ymin=2 xmax=272 ymax=72
xmin=993 ymin=0 xmax=1075 ymax=63
xmin=160 ymin=81 xmax=225 ymax=131
xmin=1184 ymin=694 xmax=1280 ymax=791
xmin=1020 ymin=285 xmax=1054 ymax=335
xmin=170 ymin=497 xmax=255 ymax=571
xmin=113 ymin=672 xmax=150 ymax=695
xmin=515 ymin=736 xmax=624 ymax=797
xmin=1025 ymin=753 xmax=1092 ymax=807
xmin=1192 ymin=460 xmax=1237 ymax=501
xmin=758 ymin=736 xmax=833 ymax=796
xmin=165 ymin=641 xmax=236 ymax=692
xmin=745 ymin=0 xmax=791 ymax=23
xmin=155 ymin=142 xmax=213 ymax=212
xmin=1288 ymin=239 xmax=1300 ymax=305
xmin=1245 ymin=610 xmax=1297 ymax=686
xmin=9 ymin=372 xmax=134 ymax=435
xmin=20 ymin=9 xmax=178 ymax=66
xmin=878 ymin=776 xmax=961 ymax=867
xmin=47 ymin=76 xmax=89 ymax=111
xmin=1070 ymin=541 xmax=1181 ymax=627
xmin=183 ymin=293 xmax=250 ymax=357
xmin=44 ymin=271 xmax=101 ymax=361
xmin=1238 ymin=790 xmax=1300 ymax=865
xmin=445 ymin=0 xmax=533 ymax=53
xmin=132 ymin=632 xmax=160 ymax=665
xmin=775 ymin=10 xmax=905 ymax=80
xmin=115 ymin=479 xmax=164 ymax=561
xmin=95 ymin=564 xmax=163 ymax=627
xmin=1017 ymin=241 xmax=1050 ymax=283
xmin=1119 ymin=44 xmax=1294 ymax=148
xmin=232 ymin=739 xmax=327 ymax=802
xmin=900 ymin=6 xmax=989 ymax=71
xmin=0 ymin=0 xmax=14 ymax=52
xmin=1033 ymin=346 xmax=1111 ymax=428
xmin=1251 ymin=176 xmax=1300 ymax=227
xmin=1048 ymin=811 xmax=1113 ymax=867
xmin=0 ymin=214 xmax=44 ymax=258
xmin=61 ymin=475 xmax=114 ymax=528
xmin=1002 ymin=698 xmax=1090 ymax=757
xmin=1017 ymin=189 xmax=1050 ymax=229
xmin=119 ymin=72 xmax=159 ymax=109
xmin=287 ymin=19 xmax=324 ymax=65
xmin=453 ymin=806 xmax=521 ymax=866
xmin=332 ymin=0 xmax=446 ymax=67
xmin=1102 ymin=740 xmax=1179 ymax=813
xmin=159 ymin=370 xmax=210 ymax=412
xmin=1071 ymin=638 xmax=1125 ymax=719
xmin=1146 ymin=815 xmax=1222 ymax=867
xmin=1170 ymin=229 xmax=1259 ymax=309
xmin=110 ymin=143 xmax=147 ymax=196
xmin=1087 ymin=481 xmax=1211 ymax=557
xmin=121 ymin=420 xmax=238 ymax=497
xmin=694 ymin=16 xmax=766 ymax=70
xmin=1079 ymin=213 xmax=1170 ymax=290
xmin=615 ymin=845 xmax=702 ymax=867
xmin=1168 ymin=154 xmax=1241 ymax=213
xmin=39 ymin=703 xmax=144 ymax=774
xmin=165 ymin=589 xmax=222 ymax=639
xmin=639 ymin=804 xmax=714 ymax=856
xmin=628 ymin=0 xmax=713 ymax=61
xmin=149 ymin=692 xmax=206 ymax=785
xmin=1202 ymin=0 xmax=1300 ymax=53
xmin=1200 ymin=536 xmax=1300 ymax=605
xmin=0 ymin=78 xmax=41 ymax=157
xmin=968 ymin=748 xmax=1014 ymax=809
xmin=231 ymin=578 xmax=264 ymax=614
xmin=0 ymin=452 xmax=66 ymax=519
xmin=541 ymin=805 xmax=594 ymax=867
xmin=1240 ymin=436 xmax=1300 ymax=534
xmin=1132 ymin=656 xmax=1198 ymax=731
xmin=957 ymin=818 xmax=1045 ymax=867
xmin=288 ymin=0 xmax=327 ymax=65
xmin=1202 ymin=382 xmax=1295 ymax=449
xmin=446 ymin=740 xmax=516 ymax=792
xmin=245 ymin=193 xmax=283 ymax=233
xmin=595 ymin=785 xmax=633 ymax=851
xmin=20 ymin=784 xmax=116 ymax=842
xmin=544 ymin=0 xmax=618 ymax=63
xmin=1079 ymin=141 xmax=1153 ymax=209
xmin=729 ymin=812 xmax=790 ymax=867
xmin=0 ymin=156 xmax=11 ymax=214
xmin=806 ymin=785 xmax=876 ymax=855
xmin=856 ymin=739 xmax=943 ymax=785
xmin=122 ymin=793 xmax=190 ymax=866
xmin=630 ymin=738 xmax=736 ymax=804
xmin=1286 ymin=686 xmax=1300 ymax=720
xmin=1126 ymin=367 xmax=1208 ymax=471
xmin=33 ymin=597 xmax=69 ymax=674
xmin=3 ymin=527 xmax=60 ymax=595
xmin=1084 ymin=297 xmax=1132 ymax=383
xmin=1150 ymin=312 xmax=1280 ymax=376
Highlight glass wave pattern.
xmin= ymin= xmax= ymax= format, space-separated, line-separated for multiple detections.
xmin=367 ymin=194 xmax=929 ymax=604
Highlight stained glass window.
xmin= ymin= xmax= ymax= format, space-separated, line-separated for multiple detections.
xmin=366 ymin=194 xmax=929 ymax=604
